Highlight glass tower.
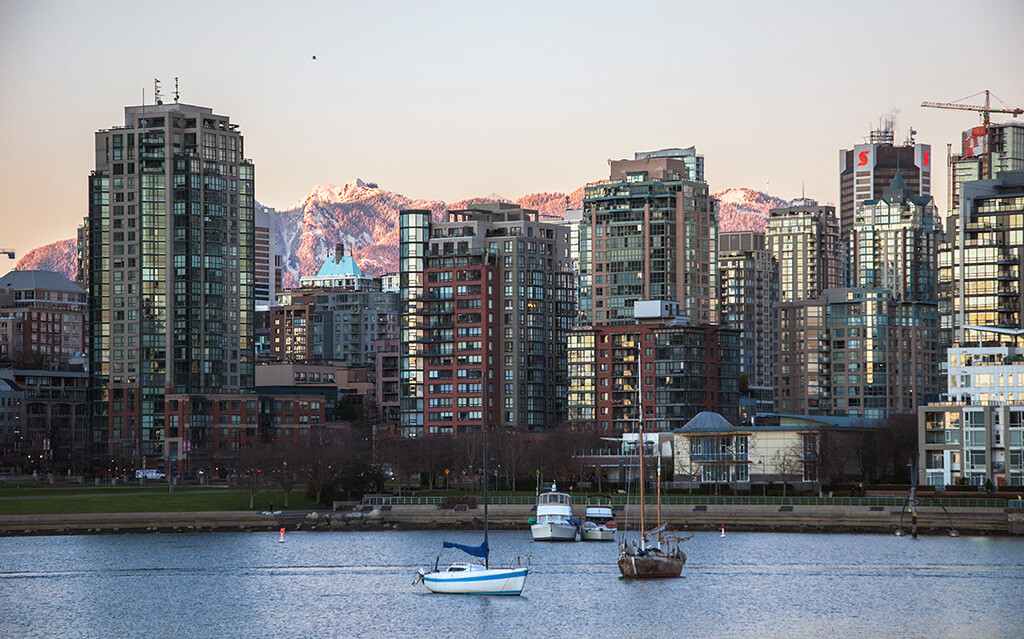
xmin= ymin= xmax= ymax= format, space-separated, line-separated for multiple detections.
xmin=86 ymin=101 xmax=254 ymax=468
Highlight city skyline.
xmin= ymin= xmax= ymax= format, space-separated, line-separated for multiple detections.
xmin=2 ymin=0 xmax=1023 ymax=275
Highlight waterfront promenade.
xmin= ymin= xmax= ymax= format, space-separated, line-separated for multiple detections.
xmin=3 ymin=498 xmax=1020 ymax=536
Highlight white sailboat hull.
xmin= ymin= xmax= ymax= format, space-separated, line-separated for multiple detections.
xmin=422 ymin=568 xmax=529 ymax=595
xmin=531 ymin=522 xmax=577 ymax=541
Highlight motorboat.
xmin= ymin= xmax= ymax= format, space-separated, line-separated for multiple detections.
xmin=531 ymin=483 xmax=578 ymax=541
xmin=580 ymin=498 xmax=616 ymax=542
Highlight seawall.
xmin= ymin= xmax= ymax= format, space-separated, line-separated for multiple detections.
xmin=0 ymin=503 xmax=1017 ymax=536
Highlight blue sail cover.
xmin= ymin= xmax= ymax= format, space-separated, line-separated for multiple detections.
xmin=442 ymin=538 xmax=489 ymax=560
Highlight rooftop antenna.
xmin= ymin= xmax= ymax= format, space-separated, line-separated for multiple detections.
xmin=174 ymin=77 xmax=179 ymax=104
xmin=154 ymin=78 xmax=162 ymax=105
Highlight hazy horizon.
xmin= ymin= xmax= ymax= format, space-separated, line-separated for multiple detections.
xmin=2 ymin=0 xmax=1022 ymax=275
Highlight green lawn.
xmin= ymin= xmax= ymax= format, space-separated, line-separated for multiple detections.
xmin=0 ymin=482 xmax=231 ymax=497
xmin=0 ymin=487 xmax=314 ymax=515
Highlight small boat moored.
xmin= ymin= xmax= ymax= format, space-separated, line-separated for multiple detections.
xmin=580 ymin=497 xmax=617 ymax=542
xmin=531 ymin=483 xmax=578 ymax=541
xmin=416 ymin=553 xmax=530 ymax=596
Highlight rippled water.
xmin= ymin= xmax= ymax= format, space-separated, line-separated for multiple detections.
xmin=1 ymin=530 xmax=1022 ymax=638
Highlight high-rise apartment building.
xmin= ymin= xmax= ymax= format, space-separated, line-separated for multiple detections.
xmin=0 ymin=271 xmax=86 ymax=365
xmin=840 ymin=122 xmax=931 ymax=240
xmin=267 ymin=245 xmax=398 ymax=367
xmin=581 ymin=149 xmax=717 ymax=325
xmin=85 ymin=101 xmax=255 ymax=468
xmin=718 ymin=232 xmax=778 ymax=390
xmin=942 ymin=171 xmax=1024 ymax=346
xmin=850 ymin=174 xmax=941 ymax=301
xmin=949 ymin=122 xmax=1024 ymax=216
xmin=826 ymin=289 xmax=939 ymax=419
xmin=254 ymin=204 xmax=282 ymax=310
xmin=766 ymin=199 xmax=843 ymax=303
xmin=566 ymin=307 xmax=741 ymax=432
xmin=922 ymin=172 xmax=1024 ymax=490
xmin=399 ymin=203 xmax=575 ymax=437
xmin=777 ymin=289 xmax=940 ymax=419
xmin=776 ymin=298 xmax=829 ymax=415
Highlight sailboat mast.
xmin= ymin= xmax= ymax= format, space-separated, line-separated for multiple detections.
xmin=657 ymin=455 xmax=663 ymax=543
xmin=483 ymin=424 xmax=489 ymax=568
xmin=637 ymin=342 xmax=646 ymax=545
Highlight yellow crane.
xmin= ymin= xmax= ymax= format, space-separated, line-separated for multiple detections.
xmin=922 ymin=90 xmax=1023 ymax=127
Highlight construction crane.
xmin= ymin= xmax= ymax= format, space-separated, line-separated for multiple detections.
xmin=1 ymin=248 xmax=14 ymax=260
xmin=922 ymin=90 xmax=1023 ymax=127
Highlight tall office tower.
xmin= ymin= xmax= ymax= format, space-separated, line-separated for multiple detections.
xmin=850 ymin=174 xmax=941 ymax=301
xmin=254 ymin=204 xmax=281 ymax=310
xmin=949 ymin=122 xmax=1024 ymax=216
xmin=399 ymin=203 xmax=575 ymax=437
xmin=718 ymin=232 xmax=778 ymax=391
xmin=580 ymin=148 xmax=717 ymax=326
xmin=85 ymin=101 xmax=255 ymax=468
xmin=765 ymin=198 xmax=843 ymax=303
xmin=840 ymin=122 xmax=931 ymax=240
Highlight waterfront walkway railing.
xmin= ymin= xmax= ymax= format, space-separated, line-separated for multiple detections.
xmin=362 ymin=495 xmax=1011 ymax=508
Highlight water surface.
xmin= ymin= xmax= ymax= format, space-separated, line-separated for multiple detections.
xmin=1 ymin=531 xmax=1022 ymax=638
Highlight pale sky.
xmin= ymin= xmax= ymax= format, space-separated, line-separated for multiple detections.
xmin=1 ymin=0 xmax=1022 ymax=275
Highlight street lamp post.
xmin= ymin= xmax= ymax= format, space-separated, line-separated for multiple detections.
xmin=759 ymin=456 xmax=766 ymax=497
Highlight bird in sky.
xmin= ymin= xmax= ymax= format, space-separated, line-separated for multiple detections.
xmin=312 ymin=55 xmax=317 ymax=60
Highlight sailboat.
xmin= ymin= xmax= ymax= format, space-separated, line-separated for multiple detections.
xmin=617 ymin=345 xmax=687 ymax=579
xmin=414 ymin=425 xmax=530 ymax=595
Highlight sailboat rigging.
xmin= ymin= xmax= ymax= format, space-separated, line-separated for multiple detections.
xmin=414 ymin=424 xmax=531 ymax=595
xmin=617 ymin=340 xmax=687 ymax=578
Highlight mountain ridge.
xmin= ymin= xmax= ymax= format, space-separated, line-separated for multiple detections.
xmin=17 ymin=183 xmax=785 ymax=282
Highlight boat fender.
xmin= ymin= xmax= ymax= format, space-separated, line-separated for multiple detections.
xmin=527 ymin=517 xmax=537 ymax=525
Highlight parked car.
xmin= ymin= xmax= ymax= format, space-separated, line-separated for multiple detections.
xmin=136 ymin=469 xmax=166 ymax=480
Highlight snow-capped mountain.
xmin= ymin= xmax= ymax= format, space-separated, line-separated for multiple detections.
xmin=18 ymin=184 xmax=782 ymax=284
xmin=273 ymin=180 xmax=448 ymax=285
xmin=713 ymin=187 xmax=789 ymax=233
xmin=12 ymin=239 xmax=78 ymax=280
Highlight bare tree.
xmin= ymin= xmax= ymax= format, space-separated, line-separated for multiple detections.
xmin=417 ymin=436 xmax=455 ymax=490
xmin=377 ymin=434 xmax=418 ymax=496
xmin=453 ymin=432 xmax=483 ymax=490
xmin=876 ymin=414 xmax=918 ymax=484
xmin=300 ymin=435 xmax=351 ymax=507
xmin=772 ymin=440 xmax=805 ymax=498
xmin=235 ymin=443 xmax=274 ymax=510
xmin=270 ymin=445 xmax=302 ymax=508
xmin=493 ymin=430 xmax=531 ymax=491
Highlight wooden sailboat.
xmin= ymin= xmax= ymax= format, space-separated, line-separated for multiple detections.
xmin=617 ymin=345 xmax=686 ymax=578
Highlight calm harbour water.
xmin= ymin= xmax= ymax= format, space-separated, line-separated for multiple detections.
xmin=0 ymin=530 xmax=1022 ymax=638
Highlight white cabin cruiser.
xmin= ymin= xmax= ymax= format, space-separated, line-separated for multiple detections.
xmin=580 ymin=499 xmax=617 ymax=542
xmin=530 ymin=483 xmax=578 ymax=541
